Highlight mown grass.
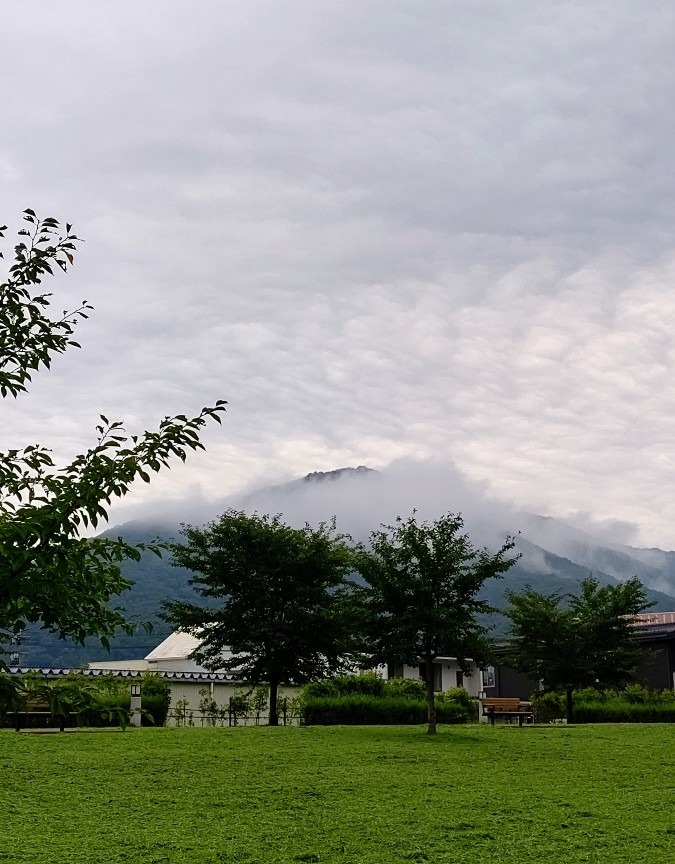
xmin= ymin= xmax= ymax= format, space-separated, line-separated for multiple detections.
xmin=1 ymin=724 xmax=674 ymax=863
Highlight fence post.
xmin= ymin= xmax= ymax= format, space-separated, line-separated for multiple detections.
xmin=228 ymin=696 xmax=233 ymax=727
xmin=282 ymin=697 xmax=287 ymax=726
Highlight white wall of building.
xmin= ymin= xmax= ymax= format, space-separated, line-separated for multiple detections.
xmin=163 ymin=680 xmax=300 ymax=726
xmin=380 ymin=658 xmax=484 ymax=697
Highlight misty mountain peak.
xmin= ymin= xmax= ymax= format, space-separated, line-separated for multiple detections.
xmin=302 ymin=466 xmax=375 ymax=483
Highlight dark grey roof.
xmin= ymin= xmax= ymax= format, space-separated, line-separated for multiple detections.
xmin=632 ymin=624 xmax=675 ymax=642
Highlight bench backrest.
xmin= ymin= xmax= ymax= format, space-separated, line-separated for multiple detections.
xmin=481 ymin=697 xmax=522 ymax=712
xmin=24 ymin=700 xmax=50 ymax=711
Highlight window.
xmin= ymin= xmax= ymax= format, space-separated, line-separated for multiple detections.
xmin=418 ymin=663 xmax=443 ymax=691
xmin=482 ymin=666 xmax=495 ymax=688
xmin=387 ymin=662 xmax=404 ymax=679
xmin=455 ymin=670 xmax=464 ymax=688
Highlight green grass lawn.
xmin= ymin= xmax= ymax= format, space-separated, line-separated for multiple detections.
xmin=1 ymin=724 xmax=674 ymax=863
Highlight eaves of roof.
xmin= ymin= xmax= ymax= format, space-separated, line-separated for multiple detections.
xmin=6 ymin=666 xmax=241 ymax=683
xmin=632 ymin=625 xmax=675 ymax=642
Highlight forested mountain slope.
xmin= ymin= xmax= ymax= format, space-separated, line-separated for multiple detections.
xmin=15 ymin=469 xmax=675 ymax=666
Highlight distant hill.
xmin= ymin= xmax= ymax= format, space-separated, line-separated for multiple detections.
xmin=16 ymin=467 xmax=675 ymax=666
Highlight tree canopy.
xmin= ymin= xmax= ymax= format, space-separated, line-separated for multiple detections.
xmin=504 ymin=576 xmax=652 ymax=722
xmin=162 ymin=510 xmax=360 ymax=725
xmin=353 ymin=512 xmax=518 ymax=733
xmin=0 ymin=211 xmax=225 ymax=662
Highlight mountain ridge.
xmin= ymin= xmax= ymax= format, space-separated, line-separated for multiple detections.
xmin=14 ymin=466 xmax=675 ymax=666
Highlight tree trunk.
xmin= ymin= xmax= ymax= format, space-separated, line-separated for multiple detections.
xmin=565 ymin=687 xmax=574 ymax=724
xmin=425 ymin=654 xmax=437 ymax=735
xmin=268 ymin=676 xmax=279 ymax=727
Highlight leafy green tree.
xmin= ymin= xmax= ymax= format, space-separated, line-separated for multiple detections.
xmin=0 ymin=211 xmax=225 ymax=663
xmin=504 ymin=576 xmax=652 ymax=722
xmin=354 ymin=512 xmax=518 ymax=734
xmin=162 ymin=510 xmax=359 ymax=725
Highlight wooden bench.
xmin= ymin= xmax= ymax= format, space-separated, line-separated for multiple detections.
xmin=8 ymin=700 xmax=75 ymax=732
xmin=481 ymin=697 xmax=533 ymax=726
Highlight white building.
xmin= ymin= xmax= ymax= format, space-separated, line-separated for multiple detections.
xmin=381 ymin=657 xmax=488 ymax=698
xmin=88 ymin=630 xmax=219 ymax=675
xmin=87 ymin=631 xmax=296 ymax=725
xmin=84 ymin=632 xmax=493 ymax=724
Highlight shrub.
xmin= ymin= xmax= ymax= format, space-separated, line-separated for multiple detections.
xmin=302 ymin=679 xmax=336 ymax=698
xmin=141 ymin=694 xmax=171 ymax=727
xmin=442 ymin=686 xmax=472 ymax=709
xmin=657 ymin=688 xmax=675 ymax=703
xmin=198 ymin=689 xmax=219 ymax=727
xmin=419 ymin=697 xmax=468 ymax=725
xmin=437 ymin=687 xmax=477 ymax=722
xmin=531 ymin=692 xmax=565 ymax=723
xmin=625 ymin=684 xmax=675 ymax=705
xmin=621 ymin=684 xmax=653 ymax=704
xmin=304 ymin=673 xmax=386 ymax=700
xmin=229 ymin=691 xmax=252 ymax=725
xmin=383 ymin=677 xmax=426 ymax=700
xmin=140 ymin=674 xmax=171 ymax=726
xmin=0 ymin=673 xmax=23 ymax=719
xmin=252 ymin=686 xmax=269 ymax=722
xmin=77 ymin=693 xmax=128 ymax=728
xmin=573 ymin=687 xmax=605 ymax=704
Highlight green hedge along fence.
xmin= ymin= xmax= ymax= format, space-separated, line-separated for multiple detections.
xmin=532 ymin=684 xmax=675 ymax=723
xmin=301 ymin=674 xmax=476 ymax=725
xmin=302 ymin=694 xmax=471 ymax=725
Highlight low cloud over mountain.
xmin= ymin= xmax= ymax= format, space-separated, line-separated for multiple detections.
xmin=17 ymin=461 xmax=675 ymax=666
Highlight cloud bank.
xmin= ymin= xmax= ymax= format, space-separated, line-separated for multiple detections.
xmin=3 ymin=2 xmax=675 ymax=547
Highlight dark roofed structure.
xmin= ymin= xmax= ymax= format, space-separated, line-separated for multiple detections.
xmin=629 ymin=613 xmax=675 ymax=691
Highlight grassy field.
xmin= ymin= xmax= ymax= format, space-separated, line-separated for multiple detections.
xmin=1 ymin=724 xmax=674 ymax=864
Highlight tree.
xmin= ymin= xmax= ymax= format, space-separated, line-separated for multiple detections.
xmin=504 ymin=576 xmax=652 ymax=722
xmin=353 ymin=512 xmax=518 ymax=734
xmin=162 ymin=510 xmax=360 ymax=725
xmin=0 ymin=212 xmax=226 ymax=663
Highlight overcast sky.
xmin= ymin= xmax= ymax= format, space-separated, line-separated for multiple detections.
xmin=3 ymin=1 xmax=675 ymax=547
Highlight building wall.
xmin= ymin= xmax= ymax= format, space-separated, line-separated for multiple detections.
xmin=88 ymin=660 xmax=150 ymax=672
xmin=490 ymin=665 xmax=539 ymax=700
xmin=633 ymin=639 xmax=675 ymax=691
xmin=163 ymin=680 xmax=300 ymax=726
xmin=438 ymin=661 xmax=482 ymax=696
xmin=382 ymin=659 xmax=483 ymax=696
xmin=491 ymin=638 xmax=675 ymax=698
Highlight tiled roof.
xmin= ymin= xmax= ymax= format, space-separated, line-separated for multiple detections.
xmin=6 ymin=666 xmax=240 ymax=682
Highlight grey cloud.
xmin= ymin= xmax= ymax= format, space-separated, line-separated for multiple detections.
xmin=3 ymin=1 xmax=675 ymax=549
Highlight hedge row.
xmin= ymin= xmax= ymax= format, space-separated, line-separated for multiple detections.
xmin=302 ymin=695 xmax=470 ymax=725
xmin=532 ymin=686 xmax=675 ymax=723
xmin=304 ymin=673 xmax=426 ymax=700
xmin=573 ymin=702 xmax=675 ymax=723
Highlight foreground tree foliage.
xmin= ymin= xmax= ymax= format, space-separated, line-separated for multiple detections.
xmin=354 ymin=512 xmax=518 ymax=734
xmin=162 ymin=511 xmax=360 ymax=725
xmin=504 ymin=576 xmax=652 ymax=722
xmin=0 ymin=212 xmax=225 ymax=663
